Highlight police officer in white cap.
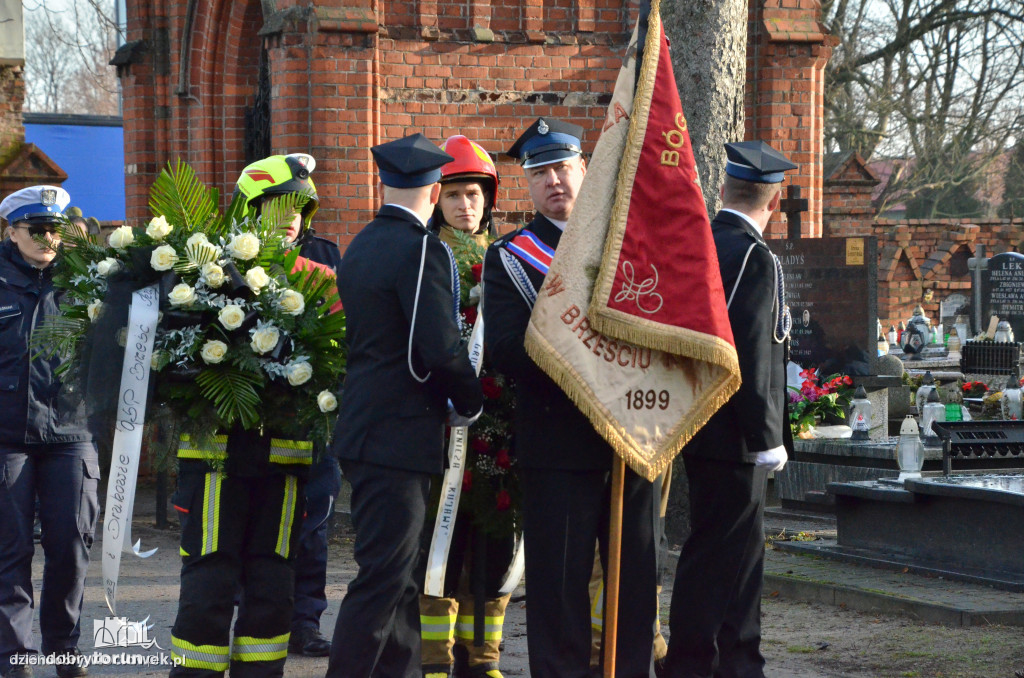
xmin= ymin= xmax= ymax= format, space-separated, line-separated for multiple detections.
xmin=0 ymin=186 xmax=98 ymax=678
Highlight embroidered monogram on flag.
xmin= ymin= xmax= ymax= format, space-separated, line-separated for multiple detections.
xmin=505 ymin=230 xmax=555 ymax=275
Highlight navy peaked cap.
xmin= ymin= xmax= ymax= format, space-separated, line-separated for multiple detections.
xmin=724 ymin=141 xmax=797 ymax=184
xmin=507 ymin=118 xmax=584 ymax=169
xmin=371 ymin=133 xmax=454 ymax=188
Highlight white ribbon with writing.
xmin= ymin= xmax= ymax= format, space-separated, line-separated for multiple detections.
xmin=102 ymin=284 xmax=160 ymax=615
xmin=423 ymin=313 xmax=485 ymax=597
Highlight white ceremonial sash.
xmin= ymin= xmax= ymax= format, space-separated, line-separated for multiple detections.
xmin=498 ymin=535 xmax=526 ymax=595
xmin=423 ymin=313 xmax=485 ymax=597
xmin=102 ymin=284 xmax=160 ymax=615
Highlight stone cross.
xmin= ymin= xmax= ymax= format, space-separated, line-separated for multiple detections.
xmin=967 ymin=243 xmax=988 ymax=336
xmin=780 ymin=184 xmax=809 ymax=239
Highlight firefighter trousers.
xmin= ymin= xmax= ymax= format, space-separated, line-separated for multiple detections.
xmin=169 ymin=464 xmax=306 ymax=678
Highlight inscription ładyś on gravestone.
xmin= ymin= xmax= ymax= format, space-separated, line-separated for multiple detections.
xmin=984 ymin=251 xmax=1024 ymax=340
xmin=782 ymin=236 xmax=878 ymax=375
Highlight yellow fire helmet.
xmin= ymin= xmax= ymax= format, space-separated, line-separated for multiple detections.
xmin=233 ymin=153 xmax=319 ymax=225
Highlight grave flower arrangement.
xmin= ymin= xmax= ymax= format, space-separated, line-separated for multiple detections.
xmin=35 ymin=162 xmax=345 ymax=448
xmin=446 ymin=230 xmax=521 ymax=536
xmin=788 ymin=368 xmax=854 ymax=438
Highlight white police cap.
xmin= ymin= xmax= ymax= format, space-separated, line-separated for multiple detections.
xmin=0 ymin=185 xmax=71 ymax=224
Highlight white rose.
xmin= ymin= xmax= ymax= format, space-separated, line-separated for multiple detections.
xmin=245 ymin=266 xmax=270 ymax=292
xmin=218 ymin=304 xmax=245 ymax=330
xmin=168 ymin=283 xmax=196 ymax=307
xmin=146 ymin=215 xmax=173 ymax=240
xmin=200 ymin=340 xmax=228 ymax=364
xmin=228 ymin=232 xmax=260 ymax=260
xmin=202 ymin=262 xmax=226 ymax=288
xmin=187 ymin=235 xmax=221 ymax=265
xmin=150 ymin=244 xmax=178 ymax=271
xmin=108 ymin=225 xmax=135 ymax=249
xmin=96 ymin=257 xmax=119 ymax=277
xmin=186 ymin=233 xmax=209 ymax=247
xmin=317 ymin=390 xmax=338 ymax=412
xmin=250 ymin=325 xmax=280 ymax=354
xmin=278 ymin=289 xmax=305 ymax=316
xmin=87 ymin=300 xmax=103 ymax=322
xmin=286 ymin=361 xmax=313 ymax=386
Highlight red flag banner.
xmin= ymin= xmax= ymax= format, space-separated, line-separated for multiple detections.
xmin=522 ymin=0 xmax=740 ymax=480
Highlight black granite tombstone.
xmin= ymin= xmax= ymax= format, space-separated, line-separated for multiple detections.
xmin=983 ymin=251 xmax=1024 ymax=341
xmin=782 ymin=236 xmax=878 ymax=375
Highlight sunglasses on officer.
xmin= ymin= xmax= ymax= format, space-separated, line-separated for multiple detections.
xmin=11 ymin=222 xmax=60 ymax=237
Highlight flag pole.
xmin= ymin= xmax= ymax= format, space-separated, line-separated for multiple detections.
xmin=603 ymin=456 xmax=626 ymax=677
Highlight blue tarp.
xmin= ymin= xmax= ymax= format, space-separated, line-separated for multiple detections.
xmin=24 ymin=118 xmax=125 ymax=221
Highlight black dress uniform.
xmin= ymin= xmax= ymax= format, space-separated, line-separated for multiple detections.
xmin=483 ymin=118 xmax=658 ymax=678
xmin=326 ymin=135 xmax=482 ymax=678
xmin=665 ymin=142 xmax=796 ymax=678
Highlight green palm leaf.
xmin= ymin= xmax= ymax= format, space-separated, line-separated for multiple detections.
xmin=149 ymin=160 xmax=219 ymax=232
xmin=196 ymin=367 xmax=263 ymax=429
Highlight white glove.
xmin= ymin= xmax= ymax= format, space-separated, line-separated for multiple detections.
xmin=754 ymin=445 xmax=788 ymax=472
xmin=446 ymin=400 xmax=482 ymax=428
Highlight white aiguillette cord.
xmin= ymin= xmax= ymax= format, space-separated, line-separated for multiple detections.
xmin=102 ymin=284 xmax=160 ymax=615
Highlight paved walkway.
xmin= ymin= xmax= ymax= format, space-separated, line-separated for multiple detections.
xmin=14 ymin=480 xmax=1024 ymax=677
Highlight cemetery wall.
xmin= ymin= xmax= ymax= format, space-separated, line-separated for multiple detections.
xmin=868 ymin=218 xmax=1024 ymax=329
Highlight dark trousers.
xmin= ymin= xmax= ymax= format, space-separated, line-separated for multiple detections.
xmin=0 ymin=443 xmax=99 ymax=671
xmin=169 ymin=466 xmax=305 ymax=678
xmin=327 ymin=461 xmax=430 ymax=678
xmin=292 ymin=456 xmax=342 ymax=632
xmin=665 ymin=456 xmax=768 ymax=678
xmin=520 ymin=467 xmax=659 ymax=678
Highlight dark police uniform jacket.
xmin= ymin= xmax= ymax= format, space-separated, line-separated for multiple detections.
xmin=684 ymin=209 xmax=786 ymax=463
xmin=482 ymin=214 xmax=613 ymax=470
xmin=331 ymin=205 xmax=482 ymax=474
xmin=298 ymin=231 xmax=343 ymax=274
xmin=0 ymin=239 xmax=91 ymax=445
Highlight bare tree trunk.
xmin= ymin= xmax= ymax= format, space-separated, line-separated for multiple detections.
xmin=660 ymin=0 xmax=747 ymax=540
xmin=662 ymin=0 xmax=747 ymax=217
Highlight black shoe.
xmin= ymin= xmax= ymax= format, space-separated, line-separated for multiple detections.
xmin=288 ymin=627 xmax=331 ymax=657
xmin=4 ymin=665 xmax=33 ymax=678
xmin=53 ymin=649 xmax=87 ymax=678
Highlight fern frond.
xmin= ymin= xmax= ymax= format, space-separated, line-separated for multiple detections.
xmin=196 ymin=367 xmax=263 ymax=429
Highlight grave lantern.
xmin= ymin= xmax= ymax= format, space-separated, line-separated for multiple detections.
xmin=897 ymin=320 xmax=906 ymax=344
xmin=850 ymin=386 xmax=872 ymax=441
xmin=897 ymin=415 xmax=924 ymax=480
xmin=934 ymin=321 xmax=944 ymax=345
xmin=900 ymin=305 xmax=932 ymax=356
xmin=887 ymin=324 xmax=898 ymax=346
xmin=877 ymin=333 xmax=889 ymax=356
xmin=920 ymin=389 xmax=944 ymax=445
xmin=994 ymin=320 xmax=1015 ymax=343
xmin=915 ymin=371 xmax=936 ymax=413
xmin=1001 ymin=371 xmax=1022 ymax=420
xmin=946 ymin=327 xmax=961 ymax=355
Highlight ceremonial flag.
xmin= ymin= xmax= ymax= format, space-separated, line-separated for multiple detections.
xmin=522 ymin=0 xmax=741 ymax=481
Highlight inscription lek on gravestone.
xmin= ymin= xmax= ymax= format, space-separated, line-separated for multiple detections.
xmin=782 ymin=237 xmax=878 ymax=375
xmin=984 ymin=251 xmax=1024 ymax=340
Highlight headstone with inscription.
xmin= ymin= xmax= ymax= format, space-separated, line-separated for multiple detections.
xmin=782 ymin=236 xmax=878 ymax=375
xmin=983 ymin=252 xmax=1024 ymax=341
xmin=940 ymin=293 xmax=969 ymax=338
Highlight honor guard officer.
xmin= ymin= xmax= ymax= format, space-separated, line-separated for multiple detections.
xmin=664 ymin=141 xmax=796 ymax=678
xmin=233 ymin=153 xmax=341 ymax=658
xmin=325 ymin=134 xmax=483 ymax=678
xmin=482 ymin=119 xmax=660 ymax=678
xmin=0 ymin=186 xmax=98 ymax=678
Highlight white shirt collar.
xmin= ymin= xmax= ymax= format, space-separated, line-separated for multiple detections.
xmin=720 ymin=208 xmax=763 ymax=235
xmin=547 ymin=217 xmax=568 ymax=231
xmin=385 ymin=203 xmax=427 ymax=229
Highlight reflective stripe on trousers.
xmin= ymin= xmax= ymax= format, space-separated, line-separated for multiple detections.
xmin=202 ymin=472 xmax=224 ymax=556
xmin=230 ymin=632 xmax=290 ymax=662
xmin=171 ymin=635 xmax=230 ymax=671
xmin=420 ymin=612 xmax=457 ymax=641
xmin=455 ymin=613 xmax=504 ymax=641
xmin=275 ymin=474 xmax=299 ymax=558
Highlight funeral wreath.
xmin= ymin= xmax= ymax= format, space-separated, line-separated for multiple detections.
xmin=34 ymin=161 xmax=346 ymax=449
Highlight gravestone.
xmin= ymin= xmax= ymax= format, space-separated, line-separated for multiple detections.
xmin=782 ymin=236 xmax=878 ymax=375
xmin=983 ymin=251 xmax=1024 ymax=341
